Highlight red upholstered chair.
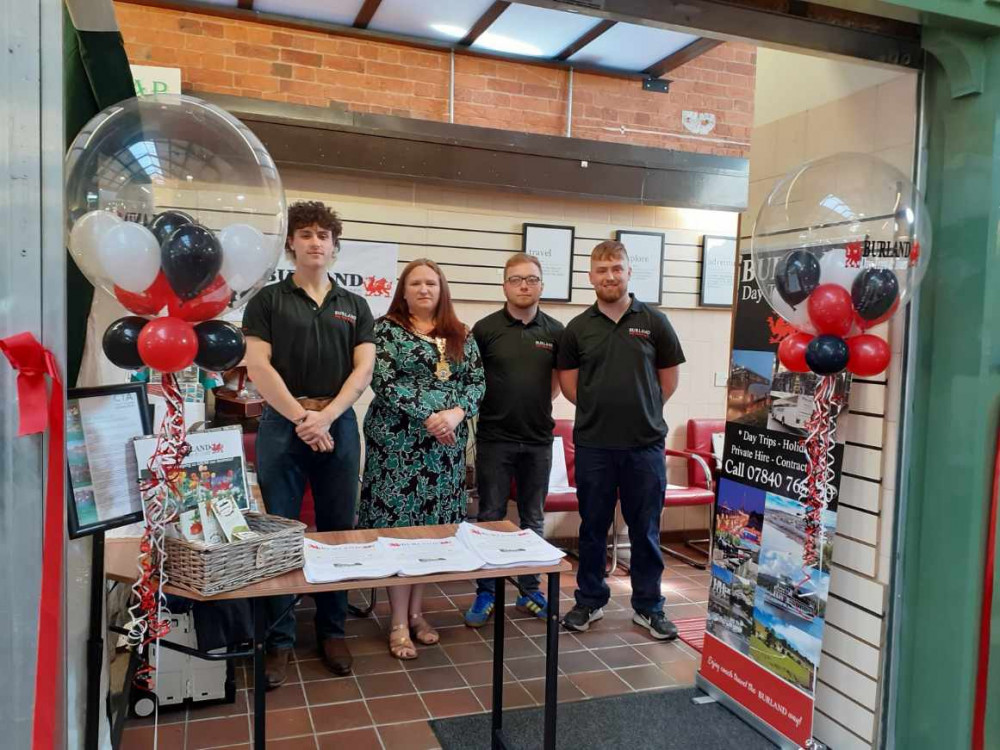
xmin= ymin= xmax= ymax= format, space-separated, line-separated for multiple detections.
xmin=543 ymin=419 xmax=579 ymax=513
xmin=542 ymin=419 xmax=619 ymax=573
xmin=662 ymin=418 xmax=725 ymax=569
xmin=241 ymin=432 xmax=316 ymax=527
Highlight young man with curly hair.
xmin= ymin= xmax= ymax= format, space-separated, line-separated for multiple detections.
xmin=243 ymin=201 xmax=376 ymax=687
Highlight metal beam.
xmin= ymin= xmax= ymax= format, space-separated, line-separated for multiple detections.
xmin=202 ymin=93 xmax=749 ymax=212
xmin=644 ymin=37 xmax=722 ymax=78
xmin=119 ymin=0 xmax=647 ymax=80
xmin=459 ymin=1 xmax=511 ymax=47
xmin=509 ymin=0 xmax=922 ymax=68
xmin=555 ymin=18 xmax=615 ymax=61
xmin=352 ymin=0 xmax=381 ymax=30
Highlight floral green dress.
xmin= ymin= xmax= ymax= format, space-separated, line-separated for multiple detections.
xmin=358 ymin=318 xmax=486 ymax=529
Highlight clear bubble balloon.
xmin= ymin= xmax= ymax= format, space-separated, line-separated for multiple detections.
xmin=65 ymin=94 xmax=286 ymax=315
xmin=751 ymin=152 xmax=931 ymax=334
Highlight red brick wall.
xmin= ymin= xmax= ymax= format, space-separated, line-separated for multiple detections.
xmin=115 ymin=2 xmax=753 ymax=158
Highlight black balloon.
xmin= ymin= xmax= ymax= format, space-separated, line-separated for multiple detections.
xmin=102 ymin=316 xmax=148 ymax=370
xmin=194 ymin=320 xmax=246 ymax=372
xmin=148 ymin=210 xmax=194 ymax=245
xmin=851 ymin=268 xmax=899 ymax=322
xmin=805 ymin=334 xmax=850 ymax=375
xmin=774 ymin=250 xmax=821 ymax=307
xmin=161 ymin=224 xmax=223 ymax=301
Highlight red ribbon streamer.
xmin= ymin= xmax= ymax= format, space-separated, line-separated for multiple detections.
xmin=0 ymin=332 xmax=63 ymax=750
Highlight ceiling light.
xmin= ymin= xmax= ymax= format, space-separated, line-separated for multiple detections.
xmin=476 ymin=33 xmax=542 ymax=56
xmin=431 ymin=23 xmax=466 ymax=39
xmin=430 ymin=23 xmax=543 ymax=56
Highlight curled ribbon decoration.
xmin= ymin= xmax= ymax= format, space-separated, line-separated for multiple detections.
xmin=793 ymin=375 xmax=844 ymax=592
xmin=0 ymin=332 xmax=64 ymax=750
xmin=124 ymin=372 xmax=190 ymax=689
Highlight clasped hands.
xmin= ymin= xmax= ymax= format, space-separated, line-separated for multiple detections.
xmin=296 ymin=409 xmax=335 ymax=452
xmin=424 ymin=407 xmax=464 ymax=445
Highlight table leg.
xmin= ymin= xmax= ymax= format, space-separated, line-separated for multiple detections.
xmin=253 ymin=597 xmax=266 ymax=750
xmin=543 ymin=571 xmax=560 ymax=750
xmin=491 ymin=576 xmax=506 ymax=750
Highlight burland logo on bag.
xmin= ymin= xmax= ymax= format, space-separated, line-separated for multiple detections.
xmin=333 ymin=310 xmax=357 ymax=325
xmin=628 ymin=328 xmax=651 ymax=339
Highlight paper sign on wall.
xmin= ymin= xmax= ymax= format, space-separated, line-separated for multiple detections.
xmin=130 ymin=65 xmax=182 ymax=96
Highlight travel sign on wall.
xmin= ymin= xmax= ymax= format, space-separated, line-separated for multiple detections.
xmin=696 ymin=250 xmax=851 ymax=749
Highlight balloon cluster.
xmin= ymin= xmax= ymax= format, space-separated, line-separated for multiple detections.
xmin=751 ymin=153 xmax=931 ymax=379
xmin=64 ymin=94 xmax=286 ymax=375
xmin=75 ymin=209 xmax=259 ymax=372
xmin=770 ymin=249 xmax=898 ymax=377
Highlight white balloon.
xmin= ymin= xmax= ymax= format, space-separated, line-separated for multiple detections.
xmin=69 ymin=210 xmax=122 ymax=284
xmin=219 ymin=223 xmax=274 ymax=293
xmin=97 ymin=222 xmax=161 ymax=293
xmin=818 ymin=247 xmax=862 ymax=293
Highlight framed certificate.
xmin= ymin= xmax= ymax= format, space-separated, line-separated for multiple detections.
xmin=700 ymin=235 xmax=738 ymax=307
xmin=521 ymin=223 xmax=574 ymax=302
xmin=615 ymin=230 xmax=664 ymax=304
xmin=66 ymin=384 xmax=152 ymax=538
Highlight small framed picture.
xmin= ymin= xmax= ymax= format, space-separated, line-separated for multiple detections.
xmin=66 ymin=384 xmax=152 ymax=538
xmin=615 ymin=230 xmax=664 ymax=304
xmin=700 ymin=235 xmax=738 ymax=307
xmin=521 ymin=223 xmax=575 ymax=302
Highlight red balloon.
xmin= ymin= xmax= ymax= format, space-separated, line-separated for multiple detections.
xmin=856 ymin=297 xmax=900 ymax=330
xmin=168 ymin=275 xmax=231 ymax=322
xmin=847 ymin=334 xmax=891 ymax=377
xmin=778 ymin=332 xmax=812 ymax=373
xmin=807 ymin=284 xmax=854 ymax=337
xmin=114 ymin=272 xmax=172 ymax=316
xmin=138 ymin=317 xmax=198 ymax=373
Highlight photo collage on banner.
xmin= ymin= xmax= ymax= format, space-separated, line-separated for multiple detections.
xmin=699 ymin=251 xmax=851 ymax=749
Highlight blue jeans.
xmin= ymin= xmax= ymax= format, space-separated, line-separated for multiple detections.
xmin=574 ymin=442 xmax=666 ymax=614
xmin=256 ymin=406 xmax=360 ymax=649
xmin=474 ymin=440 xmax=551 ymax=596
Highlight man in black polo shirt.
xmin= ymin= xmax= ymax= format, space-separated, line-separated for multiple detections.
xmin=558 ymin=240 xmax=685 ymax=640
xmin=243 ymin=201 xmax=375 ymax=686
xmin=464 ymin=253 xmax=564 ymax=627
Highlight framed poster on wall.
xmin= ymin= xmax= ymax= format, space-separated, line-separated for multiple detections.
xmin=521 ymin=223 xmax=574 ymax=301
xmin=700 ymin=235 xmax=738 ymax=307
xmin=615 ymin=230 xmax=664 ymax=304
xmin=66 ymin=383 xmax=152 ymax=538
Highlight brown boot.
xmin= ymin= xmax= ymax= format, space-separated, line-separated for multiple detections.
xmin=319 ymin=638 xmax=353 ymax=676
xmin=264 ymin=648 xmax=292 ymax=690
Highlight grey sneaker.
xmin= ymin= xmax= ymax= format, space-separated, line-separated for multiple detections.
xmin=633 ymin=611 xmax=678 ymax=641
xmin=561 ymin=604 xmax=604 ymax=632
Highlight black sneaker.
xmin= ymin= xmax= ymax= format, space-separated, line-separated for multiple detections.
xmin=633 ymin=611 xmax=678 ymax=641
xmin=561 ymin=604 xmax=604 ymax=632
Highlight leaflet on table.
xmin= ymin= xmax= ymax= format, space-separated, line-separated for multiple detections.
xmin=302 ymin=540 xmax=399 ymax=583
xmin=383 ymin=536 xmax=486 ymax=577
xmin=457 ymin=522 xmax=565 ymax=568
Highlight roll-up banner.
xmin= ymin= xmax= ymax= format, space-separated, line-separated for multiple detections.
xmin=697 ymin=250 xmax=851 ymax=749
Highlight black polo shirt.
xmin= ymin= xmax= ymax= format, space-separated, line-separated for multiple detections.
xmin=558 ymin=295 xmax=685 ymax=449
xmin=242 ymin=275 xmax=375 ymax=399
xmin=473 ymin=306 xmax=564 ymax=445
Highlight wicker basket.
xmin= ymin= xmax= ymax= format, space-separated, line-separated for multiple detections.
xmin=165 ymin=513 xmax=306 ymax=596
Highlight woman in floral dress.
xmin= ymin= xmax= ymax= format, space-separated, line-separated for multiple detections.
xmin=359 ymin=259 xmax=485 ymax=660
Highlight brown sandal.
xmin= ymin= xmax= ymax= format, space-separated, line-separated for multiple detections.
xmin=409 ymin=614 xmax=439 ymax=646
xmin=389 ymin=624 xmax=418 ymax=660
